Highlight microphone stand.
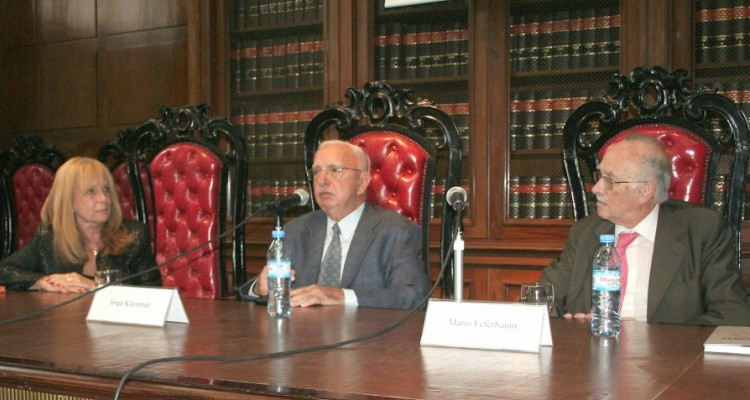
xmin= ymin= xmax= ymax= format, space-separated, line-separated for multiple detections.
xmin=452 ymin=206 xmax=464 ymax=302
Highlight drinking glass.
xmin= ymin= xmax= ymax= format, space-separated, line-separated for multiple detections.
xmin=520 ymin=282 xmax=554 ymax=312
xmin=95 ymin=269 xmax=123 ymax=287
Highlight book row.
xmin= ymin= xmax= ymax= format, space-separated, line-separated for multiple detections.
xmin=374 ymin=21 xmax=469 ymax=81
xmin=232 ymin=0 xmax=322 ymax=30
xmin=507 ymin=173 xmax=750 ymax=221
xmin=231 ymin=102 xmax=471 ymax=159
xmin=695 ymin=0 xmax=750 ymax=63
xmin=509 ymin=6 xmax=620 ymax=72
xmin=424 ymin=102 xmax=470 ymax=152
xmin=510 ymin=89 xmax=594 ymax=150
xmin=230 ymin=34 xmax=323 ymax=93
xmin=708 ymin=81 xmax=750 ymax=113
xmin=231 ymin=104 xmax=319 ymax=158
xmin=509 ymin=176 xmax=573 ymax=219
xmin=246 ymin=173 xmax=749 ymax=221
xmin=510 ymin=82 xmax=749 ymax=152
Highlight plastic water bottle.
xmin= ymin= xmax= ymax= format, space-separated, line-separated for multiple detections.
xmin=591 ymin=234 xmax=621 ymax=337
xmin=267 ymin=228 xmax=291 ymax=318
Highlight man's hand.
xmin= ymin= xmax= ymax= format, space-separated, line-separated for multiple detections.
xmin=253 ymin=266 xmax=296 ymax=297
xmin=564 ymin=312 xmax=593 ymax=320
xmin=253 ymin=266 xmax=271 ymax=296
xmin=290 ymin=285 xmax=344 ymax=307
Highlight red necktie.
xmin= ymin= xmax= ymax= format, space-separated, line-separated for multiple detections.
xmin=616 ymin=232 xmax=639 ymax=310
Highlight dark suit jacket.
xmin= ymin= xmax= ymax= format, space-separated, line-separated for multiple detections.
xmin=542 ymin=200 xmax=750 ymax=326
xmin=283 ymin=203 xmax=431 ymax=309
xmin=0 ymin=219 xmax=160 ymax=290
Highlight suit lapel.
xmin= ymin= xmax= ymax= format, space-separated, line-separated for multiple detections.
xmin=340 ymin=204 xmax=380 ymax=287
xmin=647 ymin=205 xmax=686 ymax=320
xmin=298 ymin=211 xmax=327 ymax=284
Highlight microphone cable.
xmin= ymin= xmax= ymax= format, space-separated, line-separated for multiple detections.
xmin=113 ymin=221 xmax=461 ymax=400
xmin=0 ymin=200 xmax=286 ymax=326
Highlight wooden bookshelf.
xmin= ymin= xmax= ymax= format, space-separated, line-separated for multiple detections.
xmin=212 ymin=0 xmax=750 ymax=300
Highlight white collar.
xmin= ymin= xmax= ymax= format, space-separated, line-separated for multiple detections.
xmin=326 ymin=202 xmax=366 ymax=241
xmin=615 ymin=203 xmax=660 ymax=243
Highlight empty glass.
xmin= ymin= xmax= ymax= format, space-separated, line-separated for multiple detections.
xmin=94 ymin=269 xmax=123 ymax=287
xmin=520 ymin=282 xmax=554 ymax=312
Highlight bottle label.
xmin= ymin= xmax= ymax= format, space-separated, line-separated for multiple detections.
xmin=592 ymin=270 xmax=621 ymax=291
xmin=268 ymin=260 xmax=291 ymax=278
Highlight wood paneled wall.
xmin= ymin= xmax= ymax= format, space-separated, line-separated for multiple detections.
xmin=0 ymin=0 xmax=211 ymax=157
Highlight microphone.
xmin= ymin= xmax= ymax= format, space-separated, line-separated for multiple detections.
xmin=273 ymin=188 xmax=310 ymax=210
xmin=445 ymin=186 xmax=467 ymax=212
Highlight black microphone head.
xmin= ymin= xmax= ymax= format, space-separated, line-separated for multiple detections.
xmin=294 ymin=188 xmax=310 ymax=206
xmin=445 ymin=186 xmax=467 ymax=209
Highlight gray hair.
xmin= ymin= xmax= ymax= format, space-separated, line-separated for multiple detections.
xmin=622 ymin=134 xmax=671 ymax=202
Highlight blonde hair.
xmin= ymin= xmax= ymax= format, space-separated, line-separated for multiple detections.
xmin=40 ymin=157 xmax=133 ymax=264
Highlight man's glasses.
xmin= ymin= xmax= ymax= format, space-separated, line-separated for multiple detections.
xmin=307 ymin=165 xmax=365 ymax=180
xmin=593 ymin=171 xmax=647 ymax=190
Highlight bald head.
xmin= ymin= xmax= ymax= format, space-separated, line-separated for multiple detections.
xmin=592 ymin=134 xmax=672 ymax=228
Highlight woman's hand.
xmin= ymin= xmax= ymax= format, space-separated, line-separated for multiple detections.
xmin=31 ymin=272 xmax=94 ymax=293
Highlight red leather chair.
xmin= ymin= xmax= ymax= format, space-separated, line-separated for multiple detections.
xmin=304 ymin=81 xmax=462 ymax=297
xmin=563 ymin=66 xmax=750 ymax=268
xmin=98 ymin=128 xmax=152 ymax=221
xmin=128 ymin=104 xmax=248 ymax=299
xmin=0 ymin=136 xmax=66 ymax=258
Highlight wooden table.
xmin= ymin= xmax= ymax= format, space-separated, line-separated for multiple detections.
xmin=0 ymin=291 xmax=748 ymax=399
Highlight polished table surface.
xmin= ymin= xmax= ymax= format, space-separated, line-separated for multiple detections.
xmin=0 ymin=291 xmax=749 ymax=399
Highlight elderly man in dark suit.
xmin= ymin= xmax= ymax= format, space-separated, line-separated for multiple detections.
xmin=542 ymin=134 xmax=750 ymax=325
xmin=241 ymin=140 xmax=431 ymax=309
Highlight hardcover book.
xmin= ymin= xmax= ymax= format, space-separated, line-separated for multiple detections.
xmin=704 ymin=326 xmax=750 ymax=355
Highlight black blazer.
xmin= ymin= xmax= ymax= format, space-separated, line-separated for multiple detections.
xmin=0 ymin=219 xmax=160 ymax=290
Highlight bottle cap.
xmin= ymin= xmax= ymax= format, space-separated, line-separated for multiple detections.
xmin=272 ymin=229 xmax=285 ymax=239
xmin=599 ymin=234 xmax=615 ymax=244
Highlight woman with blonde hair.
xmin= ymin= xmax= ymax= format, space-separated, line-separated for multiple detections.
xmin=0 ymin=157 xmax=160 ymax=292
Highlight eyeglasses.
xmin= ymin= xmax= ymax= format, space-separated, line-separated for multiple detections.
xmin=593 ymin=171 xmax=647 ymax=190
xmin=307 ymin=165 xmax=365 ymax=180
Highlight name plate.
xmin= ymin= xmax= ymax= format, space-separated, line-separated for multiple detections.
xmin=420 ymin=299 xmax=552 ymax=353
xmin=86 ymin=285 xmax=189 ymax=327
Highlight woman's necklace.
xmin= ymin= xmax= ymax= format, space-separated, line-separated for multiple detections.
xmin=88 ymin=240 xmax=102 ymax=260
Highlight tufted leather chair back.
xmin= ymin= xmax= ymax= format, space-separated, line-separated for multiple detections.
xmin=12 ymin=165 xmax=55 ymax=249
xmin=111 ymin=163 xmax=138 ymax=220
xmin=128 ymin=105 xmax=247 ymax=299
xmin=350 ymin=130 xmax=432 ymax=225
xmin=147 ymin=142 xmax=222 ymax=298
xmin=304 ymin=81 xmax=463 ymax=297
xmin=563 ymin=66 xmax=750 ymax=268
xmin=0 ymin=135 xmax=66 ymax=258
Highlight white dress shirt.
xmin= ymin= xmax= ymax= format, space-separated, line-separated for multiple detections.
xmin=615 ymin=204 xmax=660 ymax=321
